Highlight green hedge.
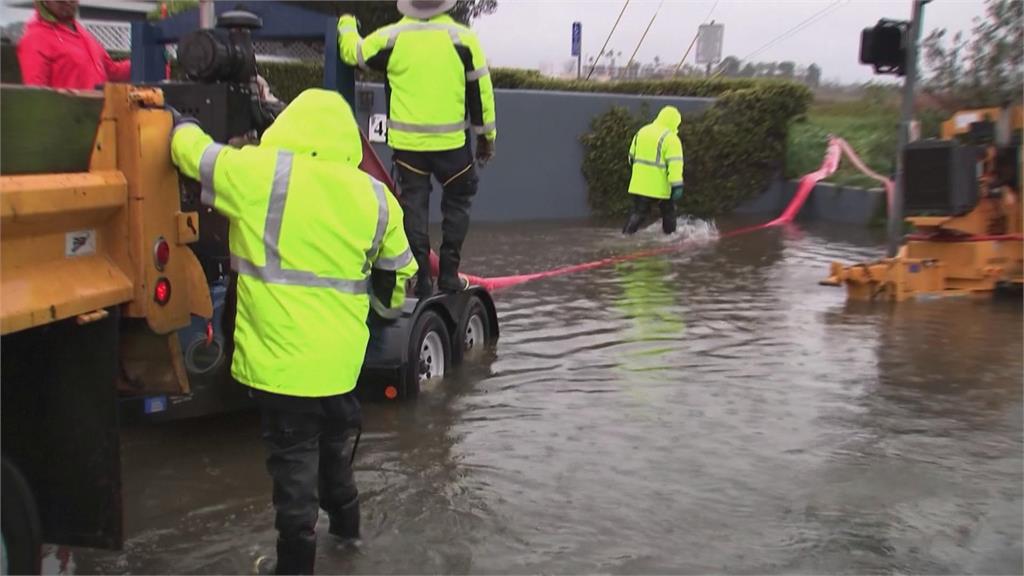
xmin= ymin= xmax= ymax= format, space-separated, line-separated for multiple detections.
xmin=582 ymin=81 xmax=811 ymax=218
xmin=256 ymin=61 xmax=324 ymax=103
xmin=254 ymin=63 xmax=795 ymax=103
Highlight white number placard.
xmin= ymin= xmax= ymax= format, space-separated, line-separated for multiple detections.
xmin=369 ymin=114 xmax=388 ymax=143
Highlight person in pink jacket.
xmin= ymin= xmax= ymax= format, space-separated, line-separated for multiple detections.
xmin=17 ymin=0 xmax=131 ymax=89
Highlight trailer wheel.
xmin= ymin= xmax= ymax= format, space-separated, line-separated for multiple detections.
xmin=1 ymin=458 xmax=41 ymax=576
xmin=453 ymin=295 xmax=494 ymax=365
xmin=405 ymin=310 xmax=450 ymax=398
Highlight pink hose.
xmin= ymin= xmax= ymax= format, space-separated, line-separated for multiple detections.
xmin=360 ymin=131 xmax=889 ymax=294
xmin=453 ymin=137 xmax=855 ymax=293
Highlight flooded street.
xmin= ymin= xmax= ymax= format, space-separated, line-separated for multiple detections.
xmin=66 ymin=218 xmax=1022 ymax=575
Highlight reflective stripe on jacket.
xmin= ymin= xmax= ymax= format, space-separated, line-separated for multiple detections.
xmin=628 ymin=106 xmax=684 ymax=200
xmin=171 ymin=89 xmax=417 ymax=397
xmin=338 ymin=14 xmax=496 ymax=152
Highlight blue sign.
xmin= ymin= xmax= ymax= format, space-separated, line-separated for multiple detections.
xmin=571 ymin=22 xmax=582 ymax=56
xmin=144 ymin=395 xmax=168 ymax=414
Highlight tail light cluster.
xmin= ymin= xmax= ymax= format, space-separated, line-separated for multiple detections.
xmin=153 ymin=237 xmax=172 ymax=306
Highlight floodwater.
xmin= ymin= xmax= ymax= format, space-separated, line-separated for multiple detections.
xmin=58 ymin=217 xmax=1022 ymax=575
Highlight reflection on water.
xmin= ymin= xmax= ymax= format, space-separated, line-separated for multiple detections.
xmin=65 ymin=219 xmax=1021 ymax=575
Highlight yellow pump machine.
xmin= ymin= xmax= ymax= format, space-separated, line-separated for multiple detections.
xmin=822 ymin=106 xmax=1023 ymax=301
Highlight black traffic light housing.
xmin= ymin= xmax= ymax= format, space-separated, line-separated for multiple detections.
xmin=860 ymin=19 xmax=909 ymax=76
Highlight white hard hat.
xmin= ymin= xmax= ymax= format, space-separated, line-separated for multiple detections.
xmin=397 ymin=0 xmax=456 ymax=19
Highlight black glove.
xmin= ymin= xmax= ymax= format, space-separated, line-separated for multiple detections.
xmin=475 ymin=135 xmax=494 ymax=168
xmin=166 ymin=105 xmax=199 ymax=130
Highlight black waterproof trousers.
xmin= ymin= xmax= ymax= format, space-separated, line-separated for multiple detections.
xmin=252 ymin=389 xmax=362 ymax=575
xmin=393 ymin=143 xmax=478 ymax=297
xmin=622 ymin=195 xmax=677 ymax=235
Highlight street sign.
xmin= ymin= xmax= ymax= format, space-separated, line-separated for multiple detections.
xmin=571 ymin=21 xmax=582 ymax=57
xmin=695 ymin=22 xmax=724 ymax=65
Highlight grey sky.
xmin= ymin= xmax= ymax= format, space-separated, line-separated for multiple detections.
xmin=1 ymin=0 xmax=989 ymax=83
xmin=474 ymin=0 xmax=988 ymax=82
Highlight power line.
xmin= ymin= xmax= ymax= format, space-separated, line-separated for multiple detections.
xmin=674 ymin=33 xmax=701 ymax=75
xmin=674 ymin=0 xmax=720 ymax=74
xmin=740 ymin=0 xmax=846 ymax=63
xmin=701 ymin=0 xmax=720 ymax=23
xmin=710 ymin=0 xmax=847 ymax=79
xmin=586 ymin=0 xmax=631 ymax=81
xmin=626 ymin=0 xmax=665 ymax=70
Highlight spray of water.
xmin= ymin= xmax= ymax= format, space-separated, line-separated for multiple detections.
xmin=639 ymin=216 xmax=720 ymax=244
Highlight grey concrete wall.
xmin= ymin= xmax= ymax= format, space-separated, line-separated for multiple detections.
xmin=354 ymin=83 xmax=715 ymax=222
xmin=736 ymin=178 xmax=887 ymax=226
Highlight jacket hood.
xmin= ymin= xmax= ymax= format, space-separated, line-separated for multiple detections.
xmin=34 ymin=1 xmax=55 ymax=21
xmin=654 ymin=106 xmax=681 ymax=130
xmin=260 ymin=88 xmax=362 ymax=166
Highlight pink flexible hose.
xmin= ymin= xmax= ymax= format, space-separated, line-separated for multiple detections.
xmin=359 ymin=132 xmax=891 ymax=294
xmin=450 ymin=137 xmax=850 ymax=292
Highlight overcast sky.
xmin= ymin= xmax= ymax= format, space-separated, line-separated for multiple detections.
xmin=1 ymin=0 xmax=991 ymax=83
xmin=473 ymin=0 xmax=988 ymax=82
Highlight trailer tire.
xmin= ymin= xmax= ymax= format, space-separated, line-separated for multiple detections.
xmin=453 ymin=295 xmax=494 ymax=365
xmin=405 ymin=310 xmax=450 ymax=398
xmin=1 ymin=458 xmax=41 ymax=576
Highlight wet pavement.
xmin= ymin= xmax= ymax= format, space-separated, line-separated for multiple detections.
xmin=61 ymin=218 xmax=1022 ymax=575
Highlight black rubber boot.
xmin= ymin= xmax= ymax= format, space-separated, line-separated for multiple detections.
xmin=622 ymin=212 xmax=644 ymax=235
xmin=436 ymin=155 xmax=476 ymax=292
xmin=436 ymin=252 xmax=468 ymax=291
xmin=274 ymin=537 xmax=315 ymax=575
xmin=623 ymin=195 xmax=654 ymax=235
xmin=659 ymin=199 xmax=677 ymax=235
xmin=328 ymin=498 xmax=360 ymax=541
xmin=413 ymin=270 xmax=434 ymax=299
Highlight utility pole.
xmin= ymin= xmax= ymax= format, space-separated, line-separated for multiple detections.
xmin=888 ymin=0 xmax=929 ymax=257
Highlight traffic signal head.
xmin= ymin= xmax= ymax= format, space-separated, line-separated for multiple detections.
xmin=860 ymin=19 xmax=908 ymax=76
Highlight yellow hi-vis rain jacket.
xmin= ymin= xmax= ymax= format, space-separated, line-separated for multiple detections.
xmin=628 ymin=106 xmax=685 ymax=200
xmin=337 ymin=13 xmax=497 ymax=152
xmin=171 ymin=89 xmax=418 ymax=397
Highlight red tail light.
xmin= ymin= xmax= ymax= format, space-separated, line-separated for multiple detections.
xmin=153 ymin=237 xmax=170 ymax=271
xmin=154 ymin=277 xmax=171 ymax=305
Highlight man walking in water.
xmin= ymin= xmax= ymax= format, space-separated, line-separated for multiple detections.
xmin=337 ymin=0 xmax=497 ymax=297
xmin=622 ymin=106 xmax=685 ymax=235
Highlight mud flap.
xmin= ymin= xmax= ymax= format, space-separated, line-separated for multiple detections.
xmin=182 ymin=248 xmax=213 ymax=320
xmin=119 ymin=319 xmax=191 ymax=395
xmin=0 ymin=307 xmax=123 ymax=549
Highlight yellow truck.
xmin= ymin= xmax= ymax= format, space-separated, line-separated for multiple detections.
xmin=1 ymin=83 xmax=212 ymax=573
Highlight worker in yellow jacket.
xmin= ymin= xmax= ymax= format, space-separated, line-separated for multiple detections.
xmin=623 ymin=106 xmax=685 ymax=235
xmin=337 ymin=0 xmax=497 ymax=297
xmin=171 ymin=89 xmax=417 ymax=575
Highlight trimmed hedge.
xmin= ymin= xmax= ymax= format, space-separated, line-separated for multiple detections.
xmin=257 ymin=61 xmax=323 ymax=103
xmin=254 ymin=62 xmax=797 ymax=103
xmin=582 ymin=81 xmax=812 ymax=218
